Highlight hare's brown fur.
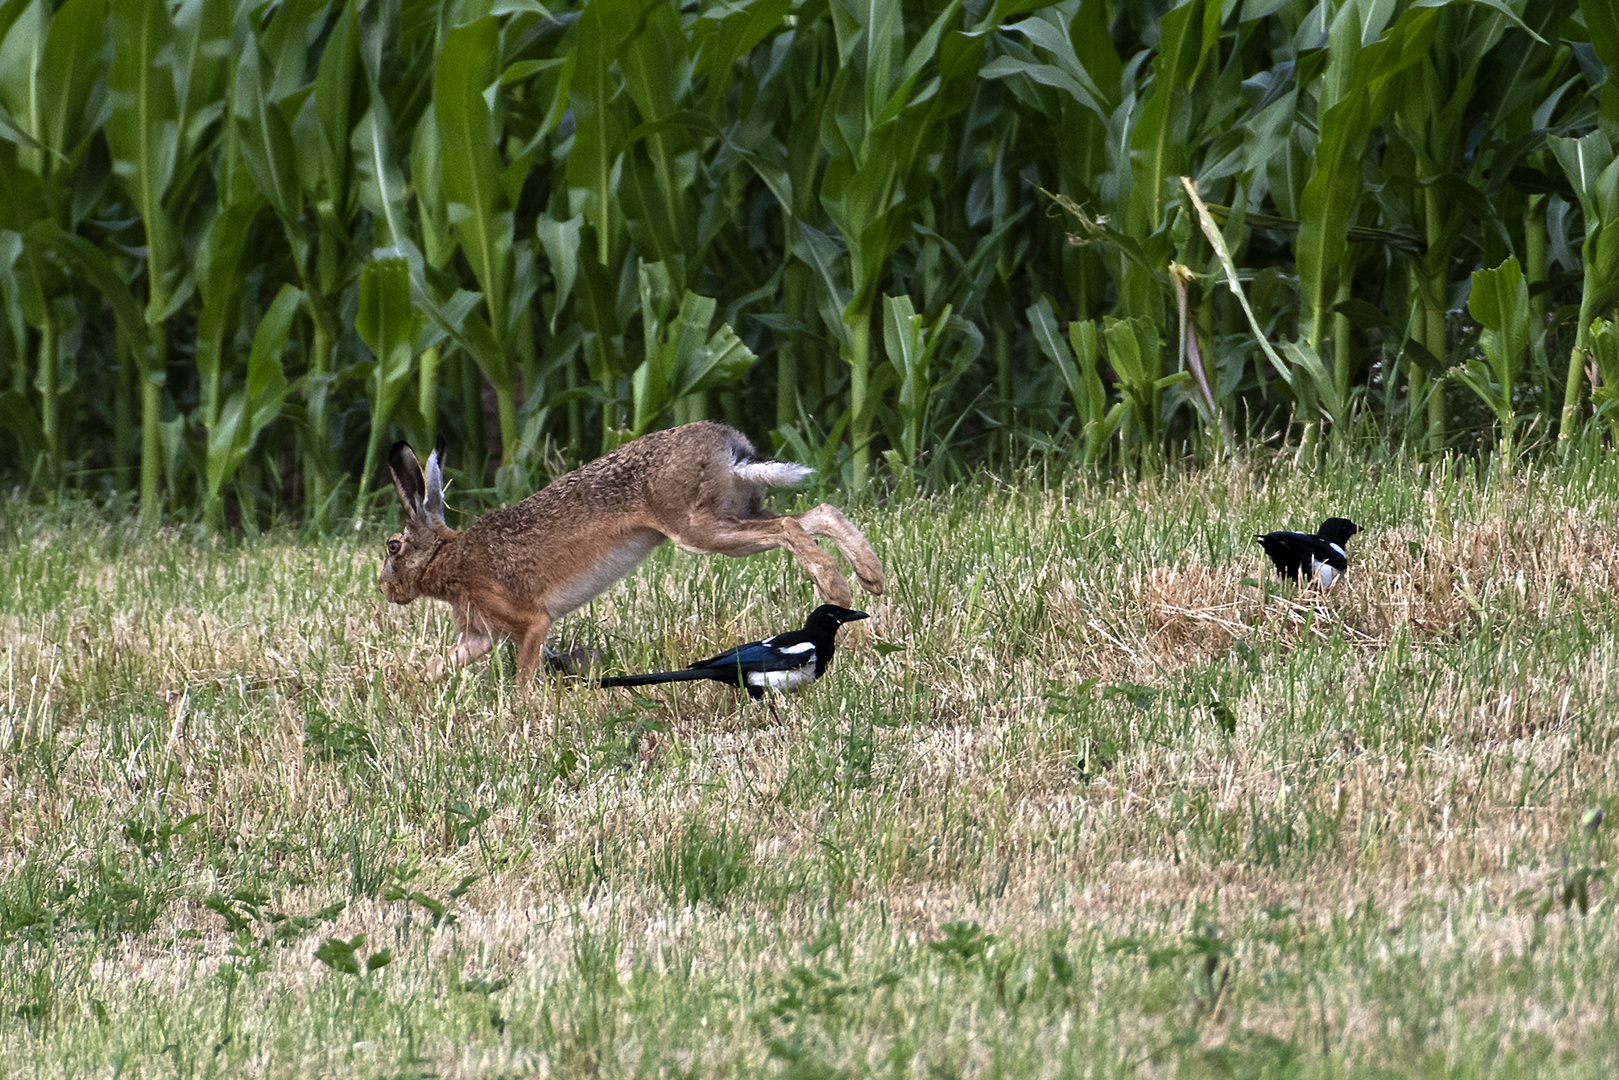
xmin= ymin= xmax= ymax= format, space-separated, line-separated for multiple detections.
xmin=380 ymin=421 xmax=884 ymax=681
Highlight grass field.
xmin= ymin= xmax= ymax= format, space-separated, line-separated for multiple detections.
xmin=4 ymin=449 xmax=1619 ymax=1078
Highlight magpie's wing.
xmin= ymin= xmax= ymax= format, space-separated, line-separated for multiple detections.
xmin=1256 ymin=532 xmax=1304 ymax=576
xmin=690 ymin=634 xmax=816 ymax=674
xmin=1259 ymin=531 xmax=1348 ymax=571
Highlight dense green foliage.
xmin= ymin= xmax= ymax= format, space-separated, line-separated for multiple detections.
xmin=1 ymin=0 xmax=1616 ymax=525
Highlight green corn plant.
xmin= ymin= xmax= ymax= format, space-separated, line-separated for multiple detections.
xmin=1103 ymin=315 xmax=1180 ymax=473
xmin=1355 ymin=1 xmax=1540 ymax=449
xmin=497 ymin=45 xmax=577 ymax=486
xmin=350 ymin=0 xmax=471 ymax=459
xmin=0 ymin=0 xmax=108 ymax=487
xmin=1028 ymin=298 xmax=1181 ymax=471
xmin=408 ymin=90 xmax=487 ymax=464
xmin=616 ymin=3 xmax=720 ymax=293
xmin=180 ymin=0 xmax=252 ymax=477
xmin=878 ymin=293 xmax=980 ymax=489
xmin=436 ymin=16 xmax=534 ymax=469
xmin=0 ymin=231 xmax=21 ymax=392
xmin=1549 ymin=130 xmax=1619 ymax=441
xmin=629 ymin=261 xmax=757 ymax=438
xmin=0 ymin=232 xmax=46 ymax=472
xmin=988 ymin=2 xmax=1219 ymax=455
xmin=1587 ymin=318 xmax=1619 ymax=440
xmin=355 ymin=254 xmax=424 ymax=508
xmin=725 ymin=13 xmax=833 ymax=431
xmin=1181 ymin=176 xmax=1341 ymax=458
xmin=205 ymin=285 xmax=302 ymax=517
xmin=1297 ymin=1 xmax=1449 ymax=451
xmin=106 ymin=0 xmax=246 ymax=524
xmin=1 ymin=237 xmax=71 ymax=485
xmin=233 ymin=0 xmax=369 ymax=528
xmin=1454 ymin=256 xmax=1530 ymax=460
xmin=233 ymin=14 xmax=319 ymax=516
xmin=535 ymin=211 xmax=585 ymax=452
xmin=1117 ymin=0 xmax=1220 ymax=320
xmin=917 ymin=122 xmax=1032 ymax=461
xmin=306 ymin=0 xmax=367 ymax=523
xmin=19 ymin=222 xmax=153 ymax=509
xmin=194 ymin=195 xmax=262 ymax=527
xmin=812 ymin=0 xmax=983 ymax=490
xmin=0 ymin=0 xmax=1616 ymax=510
xmin=564 ymin=0 xmax=784 ymax=451
xmin=1025 ymin=298 xmax=1116 ymax=468
xmin=980 ymin=0 xmax=1116 ymax=326
xmin=1561 ymin=0 xmax=1619 ymax=442
xmin=616 ymin=0 xmax=760 ymax=430
xmin=883 ymin=12 xmax=1032 ymax=470
xmin=568 ymin=0 xmax=636 ymax=446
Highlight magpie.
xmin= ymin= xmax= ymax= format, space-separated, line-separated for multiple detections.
xmin=1254 ymin=517 xmax=1361 ymax=587
xmin=596 ymin=605 xmax=869 ymax=701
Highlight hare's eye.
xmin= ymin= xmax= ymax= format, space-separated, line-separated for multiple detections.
xmin=387 ymin=538 xmax=402 ymax=556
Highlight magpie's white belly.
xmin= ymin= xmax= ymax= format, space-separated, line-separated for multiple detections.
xmin=1313 ymin=559 xmax=1338 ymax=587
xmin=746 ymin=666 xmax=816 ymax=693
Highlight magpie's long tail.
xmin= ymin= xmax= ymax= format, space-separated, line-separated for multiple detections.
xmin=597 ymin=669 xmax=718 ymax=690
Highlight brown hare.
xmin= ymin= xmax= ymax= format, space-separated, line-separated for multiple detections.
xmin=380 ymin=421 xmax=884 ymax=682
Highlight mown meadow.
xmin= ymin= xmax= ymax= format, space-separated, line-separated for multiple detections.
xmin=5 ymin=444 xmax=1619 ymax=1076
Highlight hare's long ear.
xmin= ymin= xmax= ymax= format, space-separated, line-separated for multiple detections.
xmin=388 ymin=441 xmax=428 ymax=522
xmin=423 ymin=437 xmax=447 ymax=525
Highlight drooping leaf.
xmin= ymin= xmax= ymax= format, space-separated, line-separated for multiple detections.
xmin=207 ymin=284 xmax=302 ymax=501
xmin=435 ymin=16 xmax=514 ymax=352
xmin=106 ymin=0 xmax=184 ymax=322
xmin=1463 ymin=255 xmax=1529 ymax=423
xmin=232 ymin=38 xmax=301 ymax=227
xmin=357 ymin=255 xmax=423 ymax=493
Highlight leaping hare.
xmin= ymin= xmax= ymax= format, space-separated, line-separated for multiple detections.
xmin=380 ymin=421 xmax=884 ymax=681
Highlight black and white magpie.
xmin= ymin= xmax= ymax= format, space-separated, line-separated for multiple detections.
xmin=596 ymin=605 xmax=869 ymax=701
xmin=1254 ymin=517 xmax=1361 ymax=587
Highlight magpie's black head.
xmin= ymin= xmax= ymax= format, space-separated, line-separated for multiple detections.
xmin=1317 ymin=517 xmax=1361 ymax=545
xmin=805 ymin=605 xmax=870 ymax=631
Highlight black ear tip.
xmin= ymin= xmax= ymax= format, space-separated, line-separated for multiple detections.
xmin=388 ymin=441 xmax=421 ymax=476
xmin=432 ymin=434 xmax=447 ymax=459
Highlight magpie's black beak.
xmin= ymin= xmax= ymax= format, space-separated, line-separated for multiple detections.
xmin=843 ymin=610 xmax=870 ymax=623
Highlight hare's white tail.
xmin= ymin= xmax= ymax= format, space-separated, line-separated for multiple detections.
xmin=725 ymin=430 xmax=812 ymax=486
xmin=733 ymin=459 xmax=813 ymax=486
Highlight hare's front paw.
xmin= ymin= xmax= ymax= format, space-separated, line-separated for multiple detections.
xmin=423 ymin=655 xmax=448 ymax=682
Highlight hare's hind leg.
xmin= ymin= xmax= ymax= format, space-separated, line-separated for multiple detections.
xmin=672 ymin=516 xmax=854 ymax=607
xmin=793 ymin=505 xmax=885 ymax=596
